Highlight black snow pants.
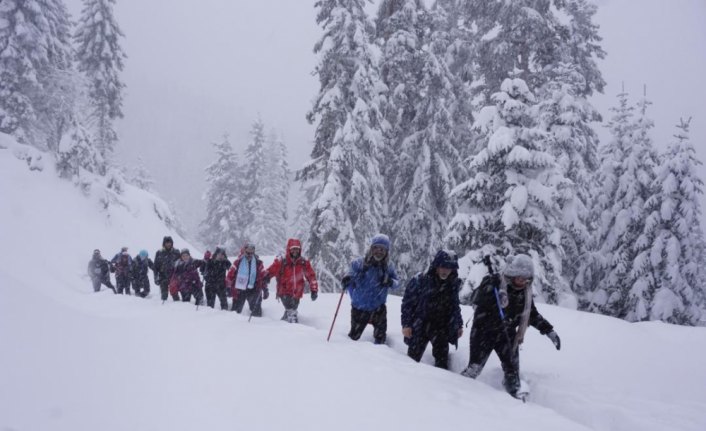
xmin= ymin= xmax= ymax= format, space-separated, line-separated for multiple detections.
xmin=468 ymin=324 xmax=520 ymax=379
xmin=407 ymin=322 xmax=450 ymax=369
xmin=231 ymin=288 xmax=262 ymax=316
xmin=116 ymin=273 xmax=131 ymax=295
xmin=205 ymin=282 xmax=228 ymax=310
xmin=348 ymin=304 xmax=387 ymax=344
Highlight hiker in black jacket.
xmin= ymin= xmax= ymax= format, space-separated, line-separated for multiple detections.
xmin=202 ymin=247 xmax=231 ymax=309
xmin=154 ymin=236 xmax=180 ymax=301
xmin=460 ymin=254 xmax=561 ymax=397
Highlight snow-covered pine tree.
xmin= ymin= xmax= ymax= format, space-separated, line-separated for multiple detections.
xmin=632 ymin=118 xmax=706 ymax=325
xmin=55 ymin=117 xmax=103 ymax=193
xmin=253 ymin=130 xmax=290 ymax=255
xmin=377 ymin=0 xmax=466 ymax=280
xmin=0 ymin=0 xmax=74 ymax=146
xmin=459 ymin=0 xmax=605 ymax=109
xmin=74 ymin=0 xmax=126 ymax=163
xmin=128 ymin=156 xmax=154 ymax=191
xmin=240 ymin=117 xmax=269 ymax=249
xmin=447 ymin=78 xmax=570 ymax=304
xmin=586 ymin=91 xmax=659 ymax=318
xmin=537 ymin=62 xmax=602 ymax=305
xmin=302 ymin=0 xmax=388 ymax=291
xmin=200 ymin=134 xmax=242 ymax=254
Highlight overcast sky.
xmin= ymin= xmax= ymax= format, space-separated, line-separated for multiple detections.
xmin=65 ymin=0 xmax=706 ymax=239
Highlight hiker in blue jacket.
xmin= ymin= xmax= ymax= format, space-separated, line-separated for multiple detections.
xmin=401 ymin=250 xmax=464 ymax=369
xmin=342 ymin=234 xmax=399 ymax=345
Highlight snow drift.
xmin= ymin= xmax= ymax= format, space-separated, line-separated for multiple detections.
xmin=1 ymin=136 xmax=705 ymax=431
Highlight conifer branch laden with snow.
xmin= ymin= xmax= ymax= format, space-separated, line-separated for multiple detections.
xmin=447 ymin=77 xmax=570 ymax=304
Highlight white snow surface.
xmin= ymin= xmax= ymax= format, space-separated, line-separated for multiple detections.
xmin=2 ymin=141 xmax=706 ymax=431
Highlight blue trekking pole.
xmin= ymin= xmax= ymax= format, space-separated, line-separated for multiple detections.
xmin=483 ymin=256 xmax=514 ymax=350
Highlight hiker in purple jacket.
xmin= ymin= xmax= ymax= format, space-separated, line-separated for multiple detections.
xmin=172 ymin=248 xmax=205 ymax=304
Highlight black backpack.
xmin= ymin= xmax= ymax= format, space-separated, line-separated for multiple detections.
xmin=468 ymin=273 xmax=499 ymax=306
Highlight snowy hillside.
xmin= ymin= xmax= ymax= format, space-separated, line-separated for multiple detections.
xmin=1 ymin=140 xmax=706 ymax=431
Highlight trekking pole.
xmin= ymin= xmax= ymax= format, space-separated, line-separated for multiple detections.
xmin=327 ymin=286 xmax=347 ymax=342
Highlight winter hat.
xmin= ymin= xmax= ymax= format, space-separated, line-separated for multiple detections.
xmin=93 ymin=249 xmax=101 ymax=256
xmin=243 ymin=242 xmax=256 ymax=251
xmin=180 ymin=248 xmax=190 ymax=256
xmin=163 ymin=236 xmax=173 ymax=246
xmin=503 ymin=254 xmax=534 ymax=278
xmin=370 ymin=234 xmax=391 ymax=251
xmin=139 ymin=250 xmax=148 ymax=259
xmin=431 ymin=249 xmax=459 ymax=270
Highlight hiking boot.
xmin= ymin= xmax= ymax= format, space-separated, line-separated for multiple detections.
xmin=502 ymin=373 xmax=521 ymax=396
xmin=461 ymin=364 xmax=483 ymax=379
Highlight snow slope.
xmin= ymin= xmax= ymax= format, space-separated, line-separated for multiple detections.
xmin=1 ymin=140 xmax=705 ymax=431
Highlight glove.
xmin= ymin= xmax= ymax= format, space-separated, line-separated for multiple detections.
xmin=341 ymin=275 xmax=351 ymax=289
xmin=263 ymin=275 xmax=271 ymax=286
xmin=547 ymin=331 xmax=561 ymax=350
xmin=311 ymin=291 xmax=318 ymax=301
xmin=262 ymin=289 xmax=269 ymax=300
xmin=498 ymin=290 xmax=509 ymax=308
xmin=381 ymin=275 xmax=393 ymax=288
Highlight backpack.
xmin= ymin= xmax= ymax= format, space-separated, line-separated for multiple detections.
xmin=468 ymin=274 xmax=499 ymax=306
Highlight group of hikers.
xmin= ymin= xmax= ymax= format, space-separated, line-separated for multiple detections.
xmin=87 ymin=233 xmax=561 ymax=398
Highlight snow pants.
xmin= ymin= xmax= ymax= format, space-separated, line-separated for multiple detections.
xmin=467 ymin=323 xmax=520 ymax=379
xmin=92 ymin=276 xmax=116 ymax=293
xmin=348 ymin=304 xmax=387 ymax=344
xmin=231 ymin=288 xmax=262 ymax=316
xmin=180 ymin=285 xmax=204 ymax=305
xmin=116 ymin=274 xmax=131 ymax=295
xmin=407 ymin=323 xmax=450 ymax=369
xmin=205 ymin=282 xmax=228 ymax=310
xmin=132 ymin=276 xmax=150 ymax=298
xmin=279 ymin=295 xmax=301 ymax=322
xmin=158 ymin=278 xmax=180 ymax=301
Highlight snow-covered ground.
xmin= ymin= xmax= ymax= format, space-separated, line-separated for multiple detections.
xmin=1 ymin=139 xmax=705 ymax=431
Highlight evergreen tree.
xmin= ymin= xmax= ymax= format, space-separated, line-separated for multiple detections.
xmin=0 ymin=0 xmax=74 ymax=145
xmin=200 ymin=134 xmax=242 ymax=254
xmin=459 ymin=0 xmax=605 ymax=107
xmin=447 ymin=78 xmax=570 ymax=304
xmin=587 ymin=91 xmax=658 ymax=317
xmin=537 ymin=62 xmax=601 ymax=303
xmin=377 ymin=0 xmax=466 ymax=280
xmin=74 ymin=0 xmax=126 ymax=162
xmin=55 ymin=117 xmax=102 ymax=183
xmin=302 ymin=0 xmax=388 ymax=291
xmin=633 ymin=118 xmax=706 ymax=325
xmin=253 ymin=130 xmax=290 ymax=255
xmin=240 ymin=118 xmax=268 ymax=248
xmin=128 ymin=156 xmax=154 ymax=191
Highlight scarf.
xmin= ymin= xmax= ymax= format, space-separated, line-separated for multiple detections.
xmin=234 ymin=256 xmax=257 ymax=290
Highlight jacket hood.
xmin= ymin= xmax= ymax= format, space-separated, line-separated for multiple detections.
xmin=286 ymin=238 xmax=302 ymax=255
xmin=213 ymin=247 xmax=227 ymax=259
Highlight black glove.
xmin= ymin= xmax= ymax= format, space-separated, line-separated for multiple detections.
xmin=341 ymin=275 xmax=351 ymax=289
xmin=382 ymin=275 xmax=393 ymax=288
xmin=311 ymin=291 xmax=318 ymax=301
xmin=547 ymin=331 xmax=561 ymax=350
xmin=262 ymin=289 xmax=269 ymax=300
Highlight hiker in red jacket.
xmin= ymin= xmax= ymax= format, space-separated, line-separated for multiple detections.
xmin=265 ymin=238 xmax=318 ymax=323
xmin=226 ymin=243 xmax=269 ymax=317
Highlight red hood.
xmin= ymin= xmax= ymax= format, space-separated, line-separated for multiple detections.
xmin=286 ymin=238 xmax=302 ymax=255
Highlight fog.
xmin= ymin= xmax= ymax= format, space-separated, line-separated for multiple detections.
xmin=64 ymin=0 xmax=706 ymax=240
